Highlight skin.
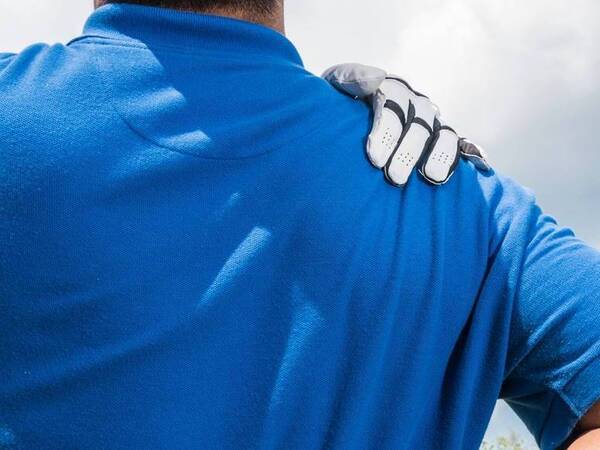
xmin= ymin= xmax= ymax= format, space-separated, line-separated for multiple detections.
xmin=92 ymin=1 xmax=598 ymax=447
xmin=93 ymin=0 xmax=286 ymax=33
xmin=567 ymin=402 xmax=600 ymax=449
xmin=568 ymin=430 xmax=600 ymax=450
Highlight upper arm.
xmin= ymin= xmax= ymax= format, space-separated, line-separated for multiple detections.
xmin=492 ymin=179 xmax=600 ymax=450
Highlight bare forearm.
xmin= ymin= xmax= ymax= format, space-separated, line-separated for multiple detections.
xmin=568 ymin=428 xmax=600 ymax=449
xmin=562 ymin=401 xmax=600 ymax=449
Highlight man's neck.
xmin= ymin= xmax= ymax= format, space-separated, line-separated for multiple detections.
xmin=94 ymin=1 xmax=286 ymax=34
xmin=205 ymin=4 xmax=285 ymax=33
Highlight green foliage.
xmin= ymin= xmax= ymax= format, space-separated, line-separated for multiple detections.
xmin=480 ymin=432 xmax=533 ymax=450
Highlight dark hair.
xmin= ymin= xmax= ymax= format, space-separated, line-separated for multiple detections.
xmin=97 ymin=0 xmax=277 ymax=15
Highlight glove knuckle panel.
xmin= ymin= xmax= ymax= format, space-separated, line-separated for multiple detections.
xmin=412 ymin=96 xmax=438 ymax=127
xmin=379 ymin=79 xmax=412 ymax=111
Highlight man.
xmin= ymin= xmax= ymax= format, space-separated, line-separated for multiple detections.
xmin=0 ymin=0 xmax=598 ymax=449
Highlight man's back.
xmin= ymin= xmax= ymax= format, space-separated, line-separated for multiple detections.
xmin=2 ymin=4 xmax=600 ymax=450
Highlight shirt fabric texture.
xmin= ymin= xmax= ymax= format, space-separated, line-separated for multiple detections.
xmin=1 ymin=4 xmax=600 ymax=450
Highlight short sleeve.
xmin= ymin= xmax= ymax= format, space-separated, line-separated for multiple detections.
xmin=494 ymin=178 xmax=600 ymax=449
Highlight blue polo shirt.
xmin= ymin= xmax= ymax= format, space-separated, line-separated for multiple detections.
xmin=1 ymin=4 xmax=599 ymax=450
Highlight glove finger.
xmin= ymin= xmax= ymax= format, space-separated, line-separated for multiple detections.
xmin=459 ymin=138 xmax=492 ymax=171
xmin=420 ymin=126 xmax=460 ymax=185
xmin=367 ymin=91 xmax=405 ymax=168
xmin=385 ymin=119 xmax=431 ymax=186
xmin=322 ymin=63 xmax=387 ymax=98
xmin=366 ymin=78 xmax=414 ymax=168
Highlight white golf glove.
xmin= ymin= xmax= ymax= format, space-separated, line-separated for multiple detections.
xmin=322 ymin=63 xmax=490 ymax=186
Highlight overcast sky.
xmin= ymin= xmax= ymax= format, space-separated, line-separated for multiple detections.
xmin=287 ymin=0 xmax=600 ymax=251
xmin=2 ymin=1 xmax=599 ymax=447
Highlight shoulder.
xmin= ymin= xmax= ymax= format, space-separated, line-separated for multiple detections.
xmin=0 ymin=41 xmax=107 ymax=148
xmin=458 ymin=163 xmax=541 ymax=254
xmin=0 ymin=42 xmax=98 ymax=99
xmin=0 ymin=43 xmax=72 ymax=86
xmin=0 ymin=41 xmax=113 ymax=196
xmin=0 ymin=42 xmax=94 ymax=122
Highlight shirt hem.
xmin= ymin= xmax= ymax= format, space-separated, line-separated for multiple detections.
xmin=539 ymin=356 xmax=600 ymax=450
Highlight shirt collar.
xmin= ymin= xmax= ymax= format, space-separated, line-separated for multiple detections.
xmin=81 ymin=3 xmax=304 ymax=67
